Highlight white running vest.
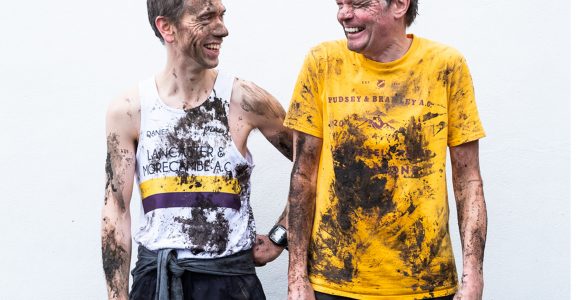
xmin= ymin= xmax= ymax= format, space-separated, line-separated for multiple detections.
xmin=134 ymin=71 xmax=255 ymax=259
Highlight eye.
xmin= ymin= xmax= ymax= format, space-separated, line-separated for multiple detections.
xmin=198 ymin=14 xmax=212 ymax=22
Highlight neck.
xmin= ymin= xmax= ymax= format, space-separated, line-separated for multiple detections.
xmin=365 ymin=33 xmax=412 ymax=63
xmin=156 ymin=53 xmax=217 ymax=108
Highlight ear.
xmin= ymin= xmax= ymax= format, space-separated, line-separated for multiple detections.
xmin=155 ymin=16 xmax=176 ymax=44
xmin=388 ymin=0 xmax=410 ymax=21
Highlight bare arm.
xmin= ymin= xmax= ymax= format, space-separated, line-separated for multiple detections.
xmin=237 ymin=79 xmax=293 ymax=161
xmin=101 ymin=94 xmax=139 ymax=300
xmin=287 ymin=131 xmax=322 ymax=300
xmin=449 ymin=140 xmax=487 ymax=300
xmin=235 ymin=79 xmax=294 ymax=225
xmin=232 ymin=79 xmax=295 ymax=265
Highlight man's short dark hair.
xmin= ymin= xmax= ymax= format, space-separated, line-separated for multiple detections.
xmin=147 ymin=0 xmax=187 ymax=43
xmin=386 ymin=0 xmax=419 ymax=27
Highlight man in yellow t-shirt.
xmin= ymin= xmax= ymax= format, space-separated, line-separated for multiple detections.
xmin=284 ymin=1 xmax=487 ymax=299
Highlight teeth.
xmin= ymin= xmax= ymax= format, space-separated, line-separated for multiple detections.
xmin=206 ymin=44 xmax=220 ymax=50
xmin=344 ymin=27 xmax=363 ymax=33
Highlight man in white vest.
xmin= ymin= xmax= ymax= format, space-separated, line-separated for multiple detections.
xmin=101 ymin=0 xmax=291 ymax=299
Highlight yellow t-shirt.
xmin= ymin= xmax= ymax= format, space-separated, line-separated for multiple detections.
xmin=284 ymin=35 xmax=485 ymax=299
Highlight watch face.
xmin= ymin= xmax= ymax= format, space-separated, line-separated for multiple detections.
xmin=271 ymin=228 xmax=286 ymax=242
xmin=269 ymin=225 xmax=287 ymax=245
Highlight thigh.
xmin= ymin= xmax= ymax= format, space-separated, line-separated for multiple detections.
xmin=129 ymin=270 xmax=157 ymax=300
xmin=314 ymin=291 xmax=356 ymax=300
xmin=182 ymin=272 xmax=266 ymax=300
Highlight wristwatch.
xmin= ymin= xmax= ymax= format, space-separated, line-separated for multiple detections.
xmin=268 ymin=224 xmax=288 ymax=248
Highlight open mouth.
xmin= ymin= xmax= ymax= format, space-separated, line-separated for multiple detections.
xmin=344 ymin=27 xmax=364 ymax=34
xmin=204 ymin=43 xmax=221 ymax=50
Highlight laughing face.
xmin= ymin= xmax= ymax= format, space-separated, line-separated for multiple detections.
xmin=336 ymin=0 xmax=393 ymax=56
xmin=174 ymin=0 xmax=228 ymax=69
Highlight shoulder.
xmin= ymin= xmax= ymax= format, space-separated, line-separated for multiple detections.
xmin=106 ymin=85 xmax=140 ymax=133
xmin=108 ymin=86 xmax=140 ymax=116
xmin=305 ymin=39 xmax=349 ymax=59
xmin=416 ymin=36 xmax=466 ymax=62
xmin=296 ymin=40 xmax=350 ymax=77
xmin=231 ymin=78 xmax=284 ymax=121
xmin=231 ymin=78 xmax=273 ymax=103
xmin=231 ymin=77 xmax=251 ymax=104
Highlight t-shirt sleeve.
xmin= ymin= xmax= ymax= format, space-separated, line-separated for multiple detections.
xmin=447 ymin=54 xmax=486 ymax=146
xmin=284 ymin=48 xmax=324 ymax=138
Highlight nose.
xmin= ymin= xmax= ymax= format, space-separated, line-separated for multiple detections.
xmin=213 ymin=18 xmax=229 ymax=38
xmin=337 ymin=5 xmax=354 ymax=22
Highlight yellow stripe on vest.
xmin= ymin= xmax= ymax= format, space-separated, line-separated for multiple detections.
xmin=139 ymin=176 xmax=240 ymax=199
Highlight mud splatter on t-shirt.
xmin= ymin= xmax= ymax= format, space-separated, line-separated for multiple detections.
xmin=285 ymin=38 xmax=485 ymax=297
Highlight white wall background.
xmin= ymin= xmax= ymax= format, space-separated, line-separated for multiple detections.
xmin=0 ymin=0 xmax=569 ymax=299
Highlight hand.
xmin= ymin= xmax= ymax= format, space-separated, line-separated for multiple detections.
xmin=288 ymin=276 xmax=315 ymax=300
xmin=252 ymin=234 xmax=284 ymax=266
xmin=454 ymin=273 xmax=483 ymax=300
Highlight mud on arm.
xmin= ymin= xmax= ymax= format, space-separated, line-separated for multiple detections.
xmin=287 ymin=131 xmax=322 ymax=299
xmin=238 ymin=80 xmax=293 ymax=161
xmin=237 ymin=80 xmax=295 ymax=264
xmin=449 ymin=140 xmax=487 ymax=300
xmin=101 ymin=95 xmax=139 ymax=300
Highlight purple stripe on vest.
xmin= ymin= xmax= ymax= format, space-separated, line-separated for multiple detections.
xmin=142 ymin=192 xmax=241 ymax=214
